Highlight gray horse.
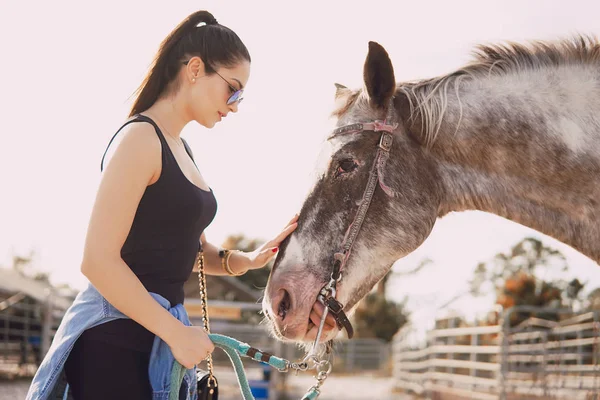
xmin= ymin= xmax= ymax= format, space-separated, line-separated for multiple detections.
xmin=263 ymin=36 xmax=600 ymax=344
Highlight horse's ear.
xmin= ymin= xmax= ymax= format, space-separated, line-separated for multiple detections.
xmin=334 ymin=83 xmax=351 ymax=99
xmin=363 ymin=41 xmax=395 ymax=109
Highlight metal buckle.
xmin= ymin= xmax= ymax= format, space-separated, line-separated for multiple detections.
xmin=324 ymin=297 xmax=344 ymax=315
xmin=379 ymin=132 xmax=393 ymax=151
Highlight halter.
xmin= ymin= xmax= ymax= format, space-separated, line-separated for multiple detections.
xmin=307 ymin=99 xmax=398 ymax=353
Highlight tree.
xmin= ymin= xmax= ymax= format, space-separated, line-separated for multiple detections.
xmin=353 ymin=293 xmax=409 ymax=342
xmin=470 ymin=237 xmax=568 ymax=297
xmin=353 ymin=258 xmax=432 ymax=341
xmin=354 ymin=262 xmax=420 ymax=341
xmin=586 ymin=288 xmax=600 ymax=310
xmin=10 ymin=250 xmax=51 ymax=283
xmin=377 ymin=258 xmax=433 ymax=296
xmin=497 ymin=272 xmax=563 ymax=326
xmin=470 ymin=237 xmax=585 ymax=326
xmin=565 ymin=278 xmax=585 ymax=309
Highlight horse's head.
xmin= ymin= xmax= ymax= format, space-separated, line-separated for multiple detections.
xmin=263 ymin=42 xmax=442 ymax=343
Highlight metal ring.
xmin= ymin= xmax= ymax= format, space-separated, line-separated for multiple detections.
xmin=300 ymin=355 xmax=317 ymax=367
xmin=289 ymin=361 xmax=309 ymax=372
xmin=316 ymin=360 xmax=332 ymax=375
xmin=208 ymin=376 xmax=218 ymax=388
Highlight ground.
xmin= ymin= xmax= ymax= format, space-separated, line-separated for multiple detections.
xmin=1 ymin=367 xmax=415 ymax=399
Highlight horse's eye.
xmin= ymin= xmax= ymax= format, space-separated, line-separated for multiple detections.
xmin=336 ymin=159 xmax=358 ymax=176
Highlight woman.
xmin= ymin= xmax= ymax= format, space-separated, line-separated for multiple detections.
xmin=27 ymin=10 xmax=338 ymax=400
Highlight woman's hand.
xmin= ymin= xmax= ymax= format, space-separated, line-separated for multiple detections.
xmin=165 ymin=324 xmax=215 ymax=369
xmin=246 ymin=214 xmax=299 ymax=270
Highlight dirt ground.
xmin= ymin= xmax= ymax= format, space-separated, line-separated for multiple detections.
xmin=0 ymin=366 xmax=415 ymax=399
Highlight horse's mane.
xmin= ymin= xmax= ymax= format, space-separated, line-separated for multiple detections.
xmin=333 ymin=35 xmax=600 ymax=148
xmin=399 ymin=35 xmax=600 ymax=147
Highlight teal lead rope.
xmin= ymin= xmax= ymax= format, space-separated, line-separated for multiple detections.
xmin=170 ymin=333 xmax=321 ymax=400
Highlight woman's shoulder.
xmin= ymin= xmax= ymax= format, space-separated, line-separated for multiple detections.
xmin=102 ymin=119 xmax=162 ymax=169
xmin=118 ymin=118 xmax=162 ymax=150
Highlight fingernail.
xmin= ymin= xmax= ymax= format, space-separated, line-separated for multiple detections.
xmin=272 ymin=248 xmax=278 ymax=253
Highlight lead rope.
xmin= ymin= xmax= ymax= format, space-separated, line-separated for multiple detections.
xmin=198 ymin=251 xmax=218 ymax=394
xmin=169 ymin=251 xmax=329 ymax=400
xmin=171 ymin=333 xmax=326 ymax=400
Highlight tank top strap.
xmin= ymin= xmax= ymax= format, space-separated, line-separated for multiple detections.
xmin=100 ymin=114 xmax=170 ymax=172
xmin=180 ymin=138 xmax=200 ymax=170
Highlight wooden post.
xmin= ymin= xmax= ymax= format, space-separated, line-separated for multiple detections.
xmin=3 ymin=311 xmax=9 ymax=364
xmin=351 ymin=340 xmax=357 ymax=371
xmin=41 ymin=290 xmax=53 ymax=359
xmin=426 ymin=327 xmax=435 ymax=398
xmin=23 ymin=298 xmax=30 ymax=366
xmin=541 ymin=331 xmax=548 ymax=399
xmin=381 ymin=341 xmax=389 ymax=373
xmin=498 ymin=308 xmax=510 ymax=400
xmin=577 ymin=330 xmax=583 ymax=366
xmin=470 ymin=333 xmax=478 ymax=391
xmin=448 ymin=317 xmax=456 ymax=377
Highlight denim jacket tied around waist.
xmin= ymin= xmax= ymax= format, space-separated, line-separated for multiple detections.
xmin=25 ymin=283 xmax=198 ymax=400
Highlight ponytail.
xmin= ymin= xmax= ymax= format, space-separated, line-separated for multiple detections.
xmin=129 ymin=10 xmax=249 ymax=117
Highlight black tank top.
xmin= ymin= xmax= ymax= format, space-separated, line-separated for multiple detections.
xmin=81 ymin=114 xmax=217 ymax=351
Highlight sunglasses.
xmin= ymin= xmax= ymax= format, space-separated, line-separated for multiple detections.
xmin=183 ymin=60 xmax=244 ymax=105
xmin=214 ymin=70 xmax=244 ymax=105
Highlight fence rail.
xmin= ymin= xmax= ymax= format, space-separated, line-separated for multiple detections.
xmin=392 ymin=306 xmax=600 ymax=399
xmin=0 ymin=293 xmax=63 ymax=377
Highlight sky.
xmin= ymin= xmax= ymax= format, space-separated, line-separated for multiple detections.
xmin=1 ymin=1 xmax=600 ymax=332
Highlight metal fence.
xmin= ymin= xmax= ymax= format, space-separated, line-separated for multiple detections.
xmin=392 ymin=306 xmax=600 ymax=399
xmin=0 ymin=293 xmax=62 ymax=377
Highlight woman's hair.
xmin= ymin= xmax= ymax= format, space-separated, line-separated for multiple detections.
xmin=129 ymin=10 xmax=251 ymax=116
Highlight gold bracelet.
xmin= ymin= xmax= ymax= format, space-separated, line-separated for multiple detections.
xmin=219 ymin=249 xmax=246 ymax=276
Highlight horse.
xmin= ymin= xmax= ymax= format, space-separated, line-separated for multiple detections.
xmin=262 ymin=35 xmax=600 ymax=344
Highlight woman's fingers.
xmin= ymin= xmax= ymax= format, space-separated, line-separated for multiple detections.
xmin=272 ymin=221 xmax=298 ymax=245
xmin=255 ymin=214 xmax=300 ymax=267
xmin=265 ymin=214 xmax=299 ymax=248
xmin=286 ymin=213 xmax=299 ymax=226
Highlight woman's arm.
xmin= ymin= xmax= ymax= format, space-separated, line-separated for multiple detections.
xmin=196 ymin=215 xmax=299 ymax=276
xmin=196 ymin=233 xmax=252 ymax=275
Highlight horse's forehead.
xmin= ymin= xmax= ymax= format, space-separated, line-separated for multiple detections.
xmin=336 ymin=98 xmax=377 ymax=126
xmin=311 ymin=97 xmax=379 ymax=181
xmin=329 ymin=135 xmax=361 ymax=154
xmin=312 ymin=135 xmax=359 ymax=179
xmin=329 ymin=100 xmax=380 ymax=149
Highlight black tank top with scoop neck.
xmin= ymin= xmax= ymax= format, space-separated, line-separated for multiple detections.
xmin=82 ymin=114 xmax=217 ymax=351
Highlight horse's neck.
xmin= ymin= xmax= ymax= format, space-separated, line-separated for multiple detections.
xmin=416 ymin=68 xmax=600 ymax=263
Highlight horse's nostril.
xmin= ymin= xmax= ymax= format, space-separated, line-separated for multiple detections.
xmin=277 ymin=289 xmax=291 ymax=321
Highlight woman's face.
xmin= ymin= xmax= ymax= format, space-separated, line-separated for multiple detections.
xmin=186 ymin=58 xmax=251 ymax=128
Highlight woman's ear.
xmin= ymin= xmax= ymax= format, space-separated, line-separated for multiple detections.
xmin=185 ymin=56 xmax=206 ymax=82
